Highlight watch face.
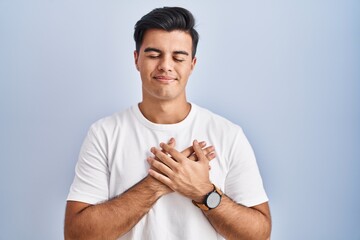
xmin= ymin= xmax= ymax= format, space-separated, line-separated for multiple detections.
xmin=206 ymin=192 xmax=221 ymax=208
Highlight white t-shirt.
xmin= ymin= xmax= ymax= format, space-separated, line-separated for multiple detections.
xmin=67 ymin=103 xmax=268 ymax=240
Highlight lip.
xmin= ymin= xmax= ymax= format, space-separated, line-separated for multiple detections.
xmin=153 ymin=75 xmax=177 ymax=83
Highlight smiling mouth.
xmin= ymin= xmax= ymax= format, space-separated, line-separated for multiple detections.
xmin=154 ymin=76 xmax=177 ymax=83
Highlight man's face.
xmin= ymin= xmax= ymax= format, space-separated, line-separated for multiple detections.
xmin=134 ymin=29 xmax=196 ymax=103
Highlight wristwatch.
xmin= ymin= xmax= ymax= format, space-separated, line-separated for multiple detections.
xmin=192 ymin=184 xmax=223 ymax=211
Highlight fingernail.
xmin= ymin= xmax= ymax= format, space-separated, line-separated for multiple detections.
xmin=151 ymin=147 xmax=155 ymax=153
xmin=160 ymin=142 xmax=164 ymax=147
xmin=194 ymin=140 xmax=198 ymax=145
xmin=199 ymin=141 xmax=206 ymax=146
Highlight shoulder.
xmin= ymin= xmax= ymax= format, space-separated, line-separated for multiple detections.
xmin=88 ymin=106 xmax=134 ymax=137
xmin=193 ymin=103 xmax=244 ymax=134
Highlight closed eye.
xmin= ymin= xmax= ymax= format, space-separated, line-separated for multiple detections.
xmin=174 ymin=58 xmax=185 ymax=62
xmin=148 ymin=55 xmax=160 ymax=59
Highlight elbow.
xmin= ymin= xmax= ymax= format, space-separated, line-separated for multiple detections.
xmin=261 ymin=215 xmax=272 ymax=240
xmin=246 ymin=214 xmax=271 ymax=240
xmin=64 ymin=222 xmax=80 ymax=240
xmin=64 ymin=224 xmax=91 ymax=240
xmin=64 ymin=216 xmax=89 ymax=240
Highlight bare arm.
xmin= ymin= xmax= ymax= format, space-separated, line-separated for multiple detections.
xmin=64 ymin=176 xmax=169 ymax=240
xmin=148 ymin=140 xmax=271 ymax=240
xmin=204 ymin=198 xmax=271 ymax=240
xmin=64 ymin=139 xmax=215 ymax=240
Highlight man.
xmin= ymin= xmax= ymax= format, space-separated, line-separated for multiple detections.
xmin=65 ymin=6 xmax=271 ymax=240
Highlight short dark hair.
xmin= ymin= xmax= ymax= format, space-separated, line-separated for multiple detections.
xmin=134 ymin=7 xmax=199 ymax=58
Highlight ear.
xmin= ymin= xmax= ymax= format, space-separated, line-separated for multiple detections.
xmin=134 ymin=50 xmax=139 ymax=71
xmin=191 ymin=57 xmax=197 ymax=71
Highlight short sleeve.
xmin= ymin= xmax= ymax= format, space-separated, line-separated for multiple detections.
xmin=225 ymin=129 xmax=268 ymax=207
xmin=67 ymin=124 xmax=109 ymax=204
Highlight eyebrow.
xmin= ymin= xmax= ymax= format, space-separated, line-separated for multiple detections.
xmin=144 ymin=47 xmax=189 ymax=56
xmin=144 ymin=47 xmax=161 ymax=53
xmin=173 ymin=50 xmax=189 ymax=56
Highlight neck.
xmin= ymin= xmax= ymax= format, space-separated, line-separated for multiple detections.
xmin=139 ymin=99 xmax=191 ymax=124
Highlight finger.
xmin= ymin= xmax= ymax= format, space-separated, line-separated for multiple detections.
xmin=152 ymin=147 xmax=178 ymax=169
xmin=188 ymin=153 xmax=197 ymax=161
xmin=167 ymin=138 xmax=176 ymax=148
xmin=148 ymin=169 xmax=172 ymax=187
xmin=159 ymin=138 xmax=176 ymax=157
xmin=192 ymin=140 xmax=207 ymax=163
xmin=181 ymin=141 xmax=206 ymax=158
xmin=160 ymin=143 xmax=187 ymax=163
xmin=147 ymin=157 xmax=174 ymax=177
xmin=189 ymin=145 xmax=215 ymax=161
xmin=206 ymin=151 xmax=216 ymax=161
xmin=188 ymin=152 xmax=216 ymax=162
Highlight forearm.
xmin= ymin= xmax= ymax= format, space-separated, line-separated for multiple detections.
xmin=65 ymin=176 xmax=166 ymax=240
xmin=204 ymin=196 xmax=271 ymax=240
xmin=148 ymin=141 xmax=270 ymax=239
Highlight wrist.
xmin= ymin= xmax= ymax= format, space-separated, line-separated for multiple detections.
xmin=192 ymin=183 xmax=214 ymax=203
xmin=144 ymin=175 xmax=171 ymax=198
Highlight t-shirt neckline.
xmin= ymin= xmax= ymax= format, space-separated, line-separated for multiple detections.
xmin=131 ymin=102 xmax=197 ymax=131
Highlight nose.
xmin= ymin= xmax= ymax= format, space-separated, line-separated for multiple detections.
xmin=157 ymin=55 xmax=173 ymax=72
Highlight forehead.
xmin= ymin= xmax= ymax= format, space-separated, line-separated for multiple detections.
xmin=140 ymin=29 xmax=193 ymax=52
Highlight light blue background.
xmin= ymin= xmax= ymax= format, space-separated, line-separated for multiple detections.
xmin=1 ymin=0 xmax=359 ymax=239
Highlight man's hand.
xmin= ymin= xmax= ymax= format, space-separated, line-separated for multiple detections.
xmin=148 ymin=138 xmax=216 ymax=197
xmin=147 ymin=140 xmax=214 ymax=202
xmin=65 ymin=139 xmax=215 ymax=240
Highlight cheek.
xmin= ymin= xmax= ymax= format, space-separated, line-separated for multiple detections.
xmin=179 ymin=66 xmax=193 ymax=77
xmin=140 ymin=61 xmax=158 ymax=74
xmin=138 ymin=64 xmax=152 ymax=76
